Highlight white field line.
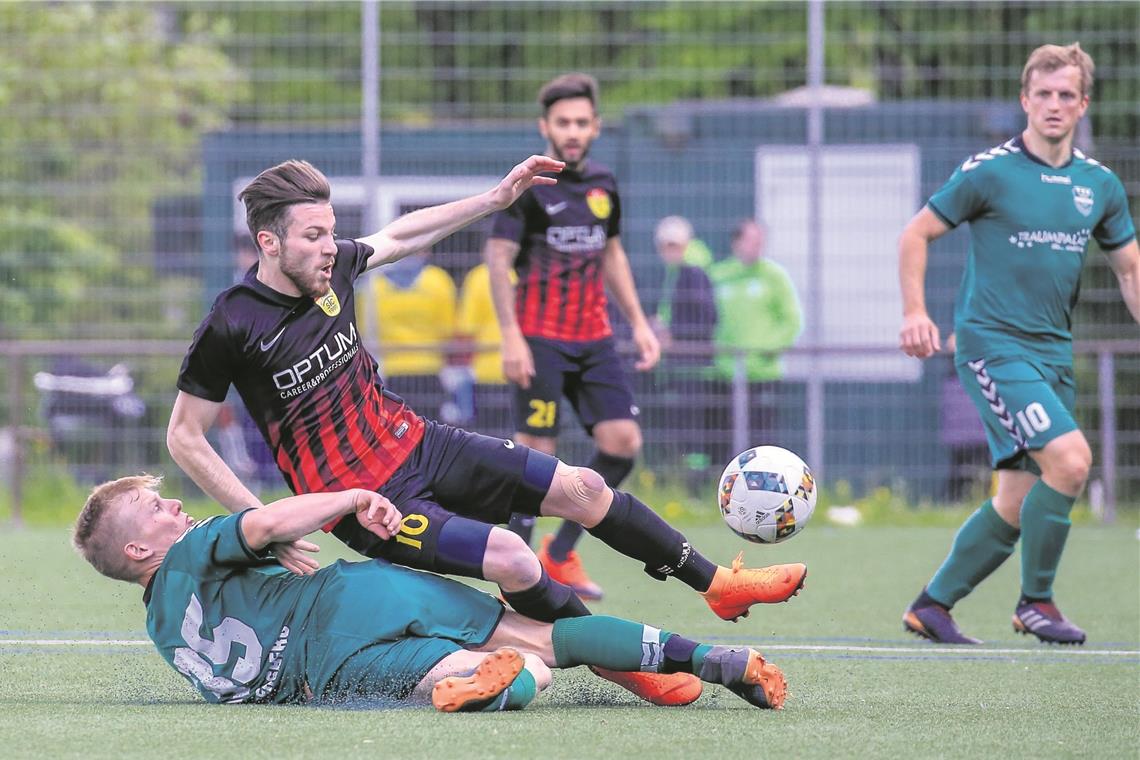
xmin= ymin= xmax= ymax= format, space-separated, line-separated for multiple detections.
xmin=1 ymin=639 xmax=152 ymax=646
xmin=1 ymin=639 xmax=1136 ymax=657
xmin=760 ymin=643 xmax=1138 ymax=657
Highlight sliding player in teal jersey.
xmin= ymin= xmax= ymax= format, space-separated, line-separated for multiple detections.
xmin=898 ymin=43 xmax=1139 ymax=645
xmin=72 ymin=475 xmax=788 ymax=711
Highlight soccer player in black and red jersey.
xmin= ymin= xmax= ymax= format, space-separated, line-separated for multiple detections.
xmin=484 ymin=73 xmax=657 ymax=600
xmin=167 ymin=155 xmax=807 ymax=707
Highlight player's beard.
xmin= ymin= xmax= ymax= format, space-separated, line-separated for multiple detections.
xmin=550 ymin=137 xmax=592 ymax=171
xmin=279 ymin=246 xmax=330 ymax=300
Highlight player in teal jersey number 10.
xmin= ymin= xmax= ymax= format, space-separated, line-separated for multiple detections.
xmin=898 ymin=43 xmax=1139 ymax=645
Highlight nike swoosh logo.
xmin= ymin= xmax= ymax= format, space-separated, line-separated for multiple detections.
xmin=503 ymin=440 xmax=516 ymax=449
xmin=544 ymin=202 xmax=568 ymax=215
xmin=259 ymin=327 xmax=287 ymax=352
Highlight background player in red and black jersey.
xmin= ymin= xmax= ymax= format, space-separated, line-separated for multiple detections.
xmin=484 ymin=73 xmax=659 ymax=600
xmin=167 ymin=156 xmax=807 ymax=706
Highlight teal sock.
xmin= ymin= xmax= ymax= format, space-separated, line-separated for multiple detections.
xmin=500 ymin=669 xmax=537 ymax=711
xmin=1019 ymin=481 xmax=1076 ymax=599
xmin=470 ymin=667 xmax=537 ymax=712
xmin=927 ymin=500 xmax=1020 ymax=608
xmin=552 ymin=616 xmax=663 ymax=671
xmin=690 ymin=644 xmax=713 ymax=673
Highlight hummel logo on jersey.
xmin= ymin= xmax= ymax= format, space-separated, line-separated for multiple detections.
xmin=1040 ymin=173 xmax=1071 ymax=185
xmin=544 ymin=201 xmax=569 ymax=216
xmin=260 ymin=327 xmax=287 ymax=352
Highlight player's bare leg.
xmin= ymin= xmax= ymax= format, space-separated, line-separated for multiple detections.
xmin=416 ymin=648 xmax=551 ymax=712
xmin=513 ymin=431 xmax=608 ymax=600
xmin=480 ymin=524 xmax=591 ymax=622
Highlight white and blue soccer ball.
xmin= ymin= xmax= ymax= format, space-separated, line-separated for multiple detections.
xmin=717 ymin=445 xmax=816 ymax=544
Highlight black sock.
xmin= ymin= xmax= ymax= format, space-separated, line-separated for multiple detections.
xmin=915 ymin=588 xmax=946 ymax=610
xmin=501 ymin=567 xmax=590 ymax=622
xmin=507 ymin=513 xmax=536 ymax=545
xmin=1019 ymin=593 xmax=1051 ymax=606
xmin=587 ymin=489 xmax=717 ymax=592
xmin=588 ymin=450 xmax=635 ymax=488
xmin=660 ymin=634 xmax=700 ymax=674
xmin=547 ymin=521 xmax=585 ymax=561
xmin=548 ymin=452 xmax=634 ymax=561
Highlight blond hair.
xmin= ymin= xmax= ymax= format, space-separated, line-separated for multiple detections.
xmin=73 ymin=474 xmax=163 ymax=582
xmin=1021 ymin=43 xmax=1094 ymax=95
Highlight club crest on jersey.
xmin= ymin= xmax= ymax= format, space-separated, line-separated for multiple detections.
xmin=315 ymin=290 xmax=341 ymax=316
xmin=586 ymin=188 xmax=611 ymax=220
xmin=1072 ymin=186 xmax=1093 ymax=217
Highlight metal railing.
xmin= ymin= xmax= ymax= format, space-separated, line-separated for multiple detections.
xmin=3 ymin=338 xmax=1135 ymax=526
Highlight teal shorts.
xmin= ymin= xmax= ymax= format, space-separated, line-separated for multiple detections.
xmin=301 ymin=560 xmax=505 ymax=704
xmin=955 ymin=357 xmax=1078 ymax=471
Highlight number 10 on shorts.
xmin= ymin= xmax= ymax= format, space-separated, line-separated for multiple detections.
xmin=1016 ymin=402 xmax=1052 ymax=438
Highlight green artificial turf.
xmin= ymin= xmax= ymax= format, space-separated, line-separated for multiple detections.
xmin=2 ymin=522 xmax=1136 ymax=759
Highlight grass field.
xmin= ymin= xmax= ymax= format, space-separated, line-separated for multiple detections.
xmin=2 ymin=519 xmax=1137 ymax=759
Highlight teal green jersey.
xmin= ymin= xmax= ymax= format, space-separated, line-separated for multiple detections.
xmin=145 ymin=511 xmax=502 ymax=705
xmin=144 ymin=511 xmax=328 ymax=704
xmin=928 ymin=136 xmax=1135 ymax=365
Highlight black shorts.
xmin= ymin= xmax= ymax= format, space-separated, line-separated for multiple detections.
xmin=513 ymin=336 xmax=638 ymax=437
xmin=333 ymin=420 xmax=558 ymax=571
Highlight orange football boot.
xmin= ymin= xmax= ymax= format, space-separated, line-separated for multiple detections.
xmin=700 ymin=646 xmax=788 ymax=710
xmin=588 ymin=667 xmax=703 ymax=706
xmin=432 ymin=647 xmax=526 ymax=713
xmin=538 ymin=534 xmax=605 ymax=600
xmin=702 ymin=551 xmax=807 ymax=622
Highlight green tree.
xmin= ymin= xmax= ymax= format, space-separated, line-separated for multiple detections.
xmin=0 ymin=2 xmax=248 ymax=337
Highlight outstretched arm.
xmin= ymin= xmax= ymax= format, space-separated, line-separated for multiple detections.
xmin=167 ymin=391 xmax=319 ymax=574
xmin=602 ymin=237 xmax=660 ymax=371
xmin=241 ymin=489 xmax=401 ymax=552
xmin=898 ymin=206 xmax=951 ymax=359
xmin=167 ymin=391 xmax=262 ymax=512
xmin=1107 ymin=239 xmax=1140 ymax=324
xmin=357 ymin=155 xmax=564 ymax=271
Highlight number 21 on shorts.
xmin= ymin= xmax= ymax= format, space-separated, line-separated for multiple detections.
xmin=526 ymin=399 xmax=557 ymax=429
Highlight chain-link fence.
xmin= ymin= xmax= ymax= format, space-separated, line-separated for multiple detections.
xmin=2 ymin=1 xmax=1137 ymax=520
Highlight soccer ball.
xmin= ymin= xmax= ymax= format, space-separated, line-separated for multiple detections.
xmin=717 ymin=446 xmax=816 ymax=544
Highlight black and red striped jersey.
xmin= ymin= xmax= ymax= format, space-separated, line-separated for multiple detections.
xmin=177 ymin=239 xmax=425 ymax=497
xmin=490 ymin=160 xmax=621 ymax=341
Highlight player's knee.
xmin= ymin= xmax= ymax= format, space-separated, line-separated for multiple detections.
xmin=613 ymin=430 xmax=643 ymax=458
xmin=548 ymin=462 xmax=609 ymax=524
xmin=595 ymin=422 xmax=642 ymax=458
xmin=483 ymin=528 xmax=542 ymax=590
xmin=522 ymin=653 xmax=553 ymax=691
xmin=1052 ymin=450 xmax=1091 ymax=492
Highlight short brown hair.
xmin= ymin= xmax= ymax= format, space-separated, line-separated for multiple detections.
xmin=538 ymin=72 xmax=599 ymax=114
xmin=73 ymin=474 xmax=163 ymax=582
xmin=238 ymin=159 xmax=331 ymax=252
xmin=1021 ymin=43 xmax=1094 ymax=95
